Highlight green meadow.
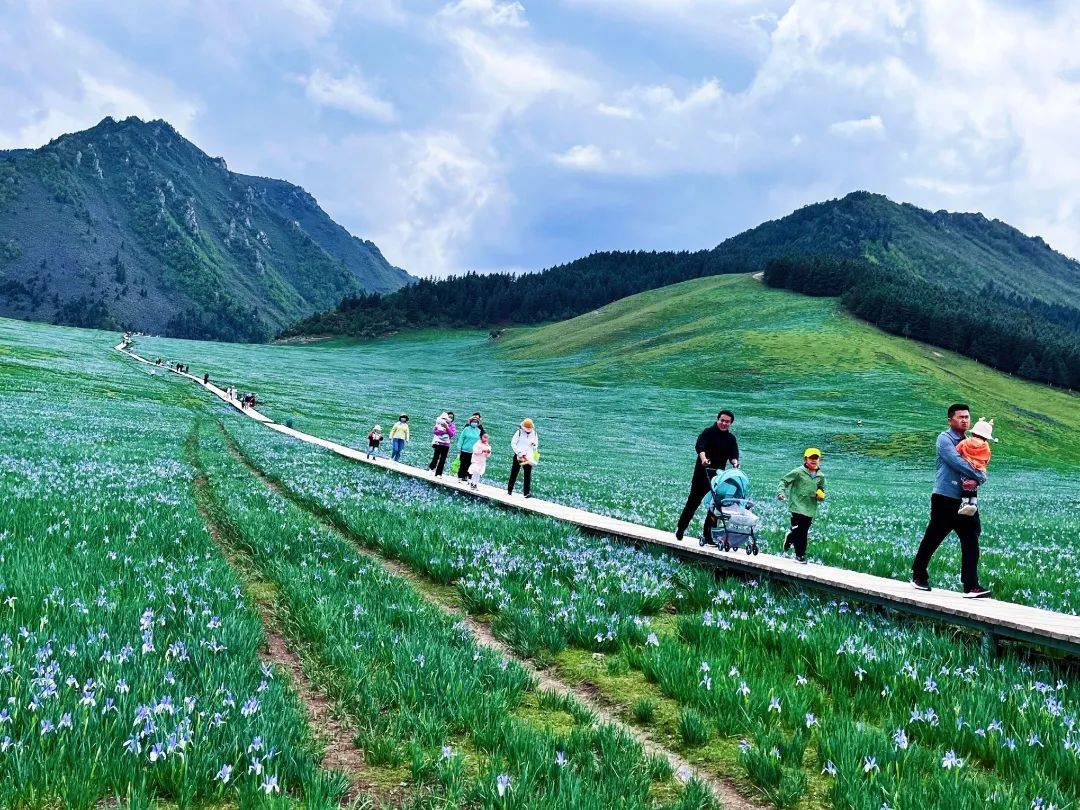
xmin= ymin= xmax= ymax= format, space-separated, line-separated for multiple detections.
xmin=0 ymin=273 xmax=1077 ymax=808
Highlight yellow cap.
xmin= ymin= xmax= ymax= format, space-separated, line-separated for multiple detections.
xmin=804 ymin=447 xmax=822 ymax=458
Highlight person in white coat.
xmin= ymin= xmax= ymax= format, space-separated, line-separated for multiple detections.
xmin=508 ymin=418 xmax=538 ymax=497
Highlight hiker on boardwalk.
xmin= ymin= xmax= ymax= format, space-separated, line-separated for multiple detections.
xmin=778 ymin=448 xmax=826 ymax=564
xmin=389 ymin=415 xmax=410 ymax=461
xmin=366 ymin=424 xmax=383 ymax=459
xmin=675 ymin=410 xmax=740 ymax=540
xmin=455 ymin=415 xmax=483 ymax=481
xmin=203 ymin=372 xmax=209 ymax=385
xmin=468 ymin=433 xmax=492 ymax=489
xmin=508 ymin=418 xmax=538 ymax=498
xmin=428 ymin=412 xmax=456 ymax=477
xmin=911 ymin=404 xmax=991 ymax=598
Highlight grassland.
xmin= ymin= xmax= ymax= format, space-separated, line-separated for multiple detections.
xmin=0 ymin=272 xmax=1077 ymax=808
xmin=136 ymin=274 xmax=1080 ymax=612
xmin=0 ymin=320 xmax=713 ymax=808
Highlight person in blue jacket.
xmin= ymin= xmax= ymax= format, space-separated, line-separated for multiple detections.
xmin=911 ymin=403 xmax=991 ymax=598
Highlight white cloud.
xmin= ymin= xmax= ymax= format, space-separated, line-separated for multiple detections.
xmin=446 ymin=27 xmax=594 ymax=112
xmin=563 ymin=0 xmax=788 ymax=54
xmin=636 ymin=79 xmax=724 ymax=114
xmin=372 ymin=131 xmax=503 ymax=276
xmin=828 ymin=114 xmax=885 ymax=138
xmin=0 ymin=16 xmax=199 ymax=150
xmin=286 ymin=0 xmax=341 ymax=33
xmin=302 ymin=69 xmax=395 ymax=122
xmin=597 ymin=102 xmax=638 ymax=119
xmin=554 ymin=144 xmax=607 ymax=170
xmin=440 ymin=0 xmax=528 ymax=28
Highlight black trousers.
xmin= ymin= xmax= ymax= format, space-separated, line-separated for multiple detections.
xmin=784 ymin=513 xmax=813 ymax=556
xmin=428 ymin=444 xmax=450 ymax=476
xmin=457 ymin=451 xmax=473 ymax=480
xmin=507 ymin=456 xmax=532 ymax=495
xmin=676 ymin=463 xmax=716 ymax=535
xmin=912 ymin=494 xmax=981 ymax=590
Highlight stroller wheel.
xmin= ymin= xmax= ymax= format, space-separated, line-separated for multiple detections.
xmin=722 ymin=542 xmax=730 ymax=552
xmin=746 ymin=544 xmax=753 ymax=555
xmin=698 ymin=536 xmax=706 ymax=547
xmin=752 ymin=544 xmax=759 ymax=556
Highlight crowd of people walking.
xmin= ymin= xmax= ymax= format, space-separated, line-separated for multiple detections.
xmin=366 ymin=410 xmax=539 ymax=497
xmin=672 ymin=403 xmax=993 ymax=597
xmin=124 ymin=337 xmax=996 ymax=598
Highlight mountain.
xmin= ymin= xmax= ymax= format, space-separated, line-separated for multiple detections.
xmin=714 ymin=190 xmax=1080 ymax=305
xmin=283 ymin=191 xmax=1079 ymax=387
xmin=0 ymin=116 xmax=409 ymax=341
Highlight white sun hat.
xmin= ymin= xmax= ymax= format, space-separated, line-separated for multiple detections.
xmin=971 ymin=417 xmax=998 ymax=442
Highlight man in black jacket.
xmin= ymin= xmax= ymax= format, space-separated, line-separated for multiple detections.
xmin=675 ymin=410 xmax=740 ymax=540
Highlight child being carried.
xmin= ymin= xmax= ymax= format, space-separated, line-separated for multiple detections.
xmin=955 ymin=418 xmax=997 ymax=516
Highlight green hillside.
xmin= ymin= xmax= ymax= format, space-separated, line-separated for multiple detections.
xmin=504 ymin=274 xmax=1080 ymax=466
xmin=0 ymin=116 xmax=409 ymax=341
xmin=285 ymin=191 xmax=1080 ymax=350
xmin=717 ymin=190 xmax=1080 ymax=305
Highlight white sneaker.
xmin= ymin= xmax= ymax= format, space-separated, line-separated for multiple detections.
xmin=957 ymin=503 xmax=978 ymax=517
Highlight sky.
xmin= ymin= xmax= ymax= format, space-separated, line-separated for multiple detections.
xmin=3 ymin=0 xmax=1080 ymax=277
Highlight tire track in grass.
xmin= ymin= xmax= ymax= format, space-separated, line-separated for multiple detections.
xmin=184 ymin=424 xmax=389 ymax=809
xmin=216 ymin=420 xmax=762 ymax=810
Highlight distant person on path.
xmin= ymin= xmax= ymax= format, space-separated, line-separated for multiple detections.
xmin=456 ymin=415 xmax=483 ymax=481
xmin=778 ymin=448 xmax=826 ymax=564
xmin=428 ymin=413 xmax=455 ymax=477
xmin=955 ymin=418 xmax=996 ymax=516
xmin=911 ymin=404 xmax=991 ymax=598
xmin=203 ymin=372 xmax=210 ymax=385
xmin=468 ymin=433 xmax=492 ymax=489
xmin=389 ymin=415 xmax=410 ymax=461
xmin=675 ymin=410 xmax=740 ymax=540
xmin=366 ymin=425 xmax=383 ymax=459
xmin=508 ymin=418 xmax=538 ymax=497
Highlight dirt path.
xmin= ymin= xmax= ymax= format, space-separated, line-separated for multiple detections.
xmin=217 ymin=421 xmax=762 ymax=810
xmin=186 ymin=427 xmax=398 ymax=808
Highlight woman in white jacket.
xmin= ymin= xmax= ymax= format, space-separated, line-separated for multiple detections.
xmin=508 ymin=418 xmax=538 ymax=497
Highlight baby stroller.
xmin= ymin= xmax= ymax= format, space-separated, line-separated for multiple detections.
xmin=700 ymin=468 xmax=760 ymax=554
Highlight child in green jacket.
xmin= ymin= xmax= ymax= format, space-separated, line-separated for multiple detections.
xmin=778 ymin=448 xmax=826 ymax=564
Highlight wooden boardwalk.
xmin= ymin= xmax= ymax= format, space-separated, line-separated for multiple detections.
xmin=115 ymin=341 xmax=1080 ymax=656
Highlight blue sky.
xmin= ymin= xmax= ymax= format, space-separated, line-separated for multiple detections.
xmin=3 ymin=0 xmax=1080 ymax=276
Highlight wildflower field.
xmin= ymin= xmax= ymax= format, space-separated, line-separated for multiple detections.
xmin=1 ymin=274 xmax=1078 ymax=808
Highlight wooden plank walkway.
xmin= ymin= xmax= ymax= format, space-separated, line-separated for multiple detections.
xmin=115 ymin=341 xmax=1080 ymax=655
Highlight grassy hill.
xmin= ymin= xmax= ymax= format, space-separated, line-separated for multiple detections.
xmin=285 ymin=190 xmax=1079 ymax=354
xmin=717 ymin=190 xmax=1079 ymax=305
xmin=0 ymin=116 xmax=409 ymax=341
xmin=503 ymin=274 xmax=1080 ymax=466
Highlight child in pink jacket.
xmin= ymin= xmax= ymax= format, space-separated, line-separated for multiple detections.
xmin=468 ymin=433 xmax=492 ymax=489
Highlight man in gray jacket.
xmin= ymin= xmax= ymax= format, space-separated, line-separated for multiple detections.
xmin=911 ymin=403 xmax=991 ymax=598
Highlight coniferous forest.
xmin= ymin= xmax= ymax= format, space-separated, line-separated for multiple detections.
xmin=762 ymin=256 xmax=1079 ymax=389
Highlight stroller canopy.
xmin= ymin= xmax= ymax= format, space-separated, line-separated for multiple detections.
xmin=711 ymin=468 xmax=751 ymax=501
